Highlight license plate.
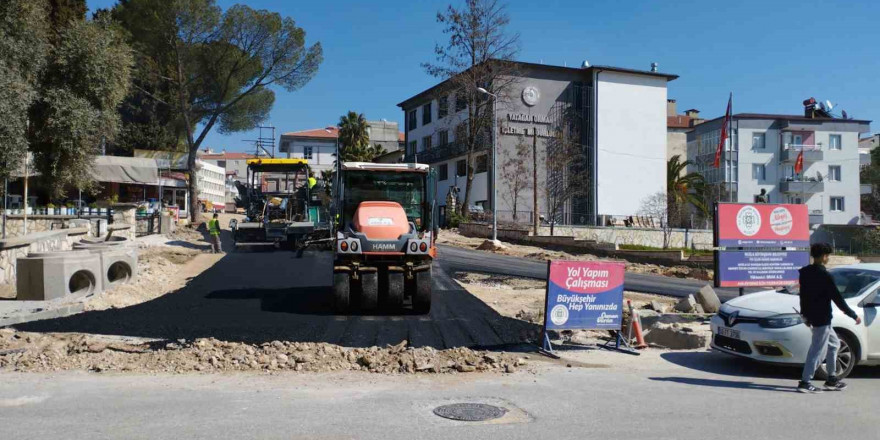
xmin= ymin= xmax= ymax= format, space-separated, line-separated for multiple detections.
xmin=717 ymin=327 xmax=741 ymax=339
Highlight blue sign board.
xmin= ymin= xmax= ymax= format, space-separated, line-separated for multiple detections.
xmin=716 ymin=250 xmax=809 ymax=287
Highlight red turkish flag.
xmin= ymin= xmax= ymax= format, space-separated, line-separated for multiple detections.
xmin=714 ymin=94 xmax=732 ymax=168
xmin=794 ymin=149 xmax=804 ymax=174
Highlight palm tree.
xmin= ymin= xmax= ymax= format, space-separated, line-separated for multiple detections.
xmin=667 ymin=155 xmax=708 ymax=225
xmin=337 ymin=111 xmax=369 ymax=161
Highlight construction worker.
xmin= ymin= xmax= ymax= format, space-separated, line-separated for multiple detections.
xmin=208 ymin=212 xmax=222 ymax=253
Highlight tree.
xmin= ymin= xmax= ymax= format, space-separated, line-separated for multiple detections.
xmin=422 ymin=0 xmax=520 ymax=216
xmin=30 ymin=17 xmax=133 ymax=195
xmin=499 ymin=135 xmax=532 ymax=222
xmin=639 ymin=191 xmax=673 ymax=249
xmin=0 ymin=1 xmax=132 ymax=196
xmin=112 ymin=0 xmax=323 ymax=222
xmin=0 ymin=0 xmax=49 ymax=179
xmin=545 ymin=133 xmax=588 ymax=236
xmin=667 ymin=155 xmax=708 ymax=228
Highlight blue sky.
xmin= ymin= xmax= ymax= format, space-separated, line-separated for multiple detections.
xmin=87 ymin=0 xmax=880 ymax=153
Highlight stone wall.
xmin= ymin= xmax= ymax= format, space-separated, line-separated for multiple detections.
xmin=457 ymin=222 xmax=708 ymax=268
xmin=0 ymin=228 xmax=90 ymax=290
xmin=537 ymin=225 xmax=713 ymax=250
xmin=2 ymin=216 xmax=70 ymax=238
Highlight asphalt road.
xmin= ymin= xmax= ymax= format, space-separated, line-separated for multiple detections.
xmin=437 ymin=245 xmax=746 ymax=302
xmin=15 ymin=233 xmax=742 ymax=349
xmin=2 ymin=351 xmax=878 ymax=440
xmin=16 ymin=239 xmax=536 ymax=350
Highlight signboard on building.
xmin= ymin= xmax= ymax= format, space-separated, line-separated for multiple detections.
xmin=543 ymin=260 xmax=624 ymax=331
xmin=715 ymin=203 xmax=809 ymax=248
xmin=715 ymin=250 xmax=809 ymax=287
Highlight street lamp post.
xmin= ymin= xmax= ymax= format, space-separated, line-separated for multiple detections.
xmin=477 ymin=87 xmax=498 ymax=243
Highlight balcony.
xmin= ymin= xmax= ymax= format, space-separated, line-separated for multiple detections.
xmin=781 ymin=145 xmax=823 ymax=162
xmin=779 ymin=179 xmax=824 ymax=193
xmin=404 ymin=141 xmax=488 ymax=164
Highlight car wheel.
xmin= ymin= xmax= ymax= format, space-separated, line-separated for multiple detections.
xmin=817 ymin=331 xmax=858 ymax=380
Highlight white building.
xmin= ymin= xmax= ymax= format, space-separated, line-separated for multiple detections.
xmin=198 ymin=151 xmax=257 ymax=183
xmin=196 ymin=160 xmax=226 ymax=211
xmin=279 ymin=122 xmax=404 ymax=173
xmin=688 ymin=113 xmax=872 ymax=226
xmin=397 ymin=60 xmax=677 ymax=225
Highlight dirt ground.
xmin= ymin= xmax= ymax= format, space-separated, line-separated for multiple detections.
xmin=437 ymin=229 xmax=712 ymax=281
xmin=454 ymin=272 xmax=677 ymax=326
xmin=0 ymin=330 xmax=531 ymax=375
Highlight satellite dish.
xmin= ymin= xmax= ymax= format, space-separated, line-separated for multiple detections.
xmin=825 ymin=100 xmax=834 ymax=111
xmin=819 ymin=102 xmax=826 ymax=111
xmin=581 ymin=60 xmax=590 ymax=68
xmin=842 ymin=110 xmax=848 ymax=119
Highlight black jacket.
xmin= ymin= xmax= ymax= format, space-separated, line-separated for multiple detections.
xmin=798 ymin=264 xmax=858 ymax=327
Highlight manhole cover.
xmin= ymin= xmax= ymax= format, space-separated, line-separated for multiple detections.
xmin=433 ymin=403 xmax=508 ymax=421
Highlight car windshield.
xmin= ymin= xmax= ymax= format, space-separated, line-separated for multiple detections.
xmin=780 ymin=268 xmax=880 ymax=299
xmin=342 ymin=171 xmax=424 ymax=227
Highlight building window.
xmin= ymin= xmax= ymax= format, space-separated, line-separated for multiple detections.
xmin=828 ymin=165 xmax=841 ymax=181
xmin=408 ymin=141 xmax=416 ymax=156
xmin=407 ymin=110 xmax=417 ymax=131
xmin=475 ymin=155 xmax=488 ymax=173
xmin=422 ymin=103 xmax=432 ymax=125
xmin=455 ymin=93 xmax=467 ymax=112
xmin=281 ymin=141 xmax=290 ymax=152
xmin=830 ymin=197 xmax=845 ymax=212
xmin=438 ymin=130 xmax=449 ymax=147
xmin=303 ymin=146 xmax=313 ymax=160
xmin=439 ymin=163 xmax=448 ymax=181
xmin=438 ymin=95 xmax=448 ymax=119
xmin=217 ymin=160 xmax=226 ymax=168
xmin=829 ymin=134 xmax=842 ymax=150
xmin=456 ymin=159 xmax=466 ymax=177
xmin=422 ymin=135 xmax=432 ymax=151
xmin=752 ymin=164 xmax=765 ymax=181
xmin=752 ymin=133 xmax=765 ymax=149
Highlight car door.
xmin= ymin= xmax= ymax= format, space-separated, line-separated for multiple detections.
xmin=859 ymin=288 xmax=880 ymax=359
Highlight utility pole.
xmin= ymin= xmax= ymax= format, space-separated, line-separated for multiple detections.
xmin=532 ymin=132 xmax=538 ymax=236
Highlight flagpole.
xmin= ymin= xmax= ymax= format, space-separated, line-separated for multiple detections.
xmin=728 ymin=93 xmax=733 ymax=203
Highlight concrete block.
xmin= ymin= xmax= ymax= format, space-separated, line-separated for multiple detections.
xmin=694 ymin=303 xmax=705 ymax=314
xmin=650 ymin=300 xmax=667 ymax=313
xmin=16 ymin=251 xmax=103 ymax=300
xmin=643 ymin=323 xmax=710 ymax=349
xmin=695 ymin=284 xmax=721 ymax=313
xmin=674 ymin=295 xmax=697 ymax=313
xmin=73 ymin=239 xmax=138 ymax=287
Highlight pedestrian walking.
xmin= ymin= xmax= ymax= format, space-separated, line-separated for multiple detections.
xmin=797 ymin=243 xmax=861 ymax=393
xmin=208 ymin=212 xmax=222 ymax=254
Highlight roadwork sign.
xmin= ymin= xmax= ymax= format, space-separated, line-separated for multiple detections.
xmin=543 ymin=260 xmax=625 ymax=331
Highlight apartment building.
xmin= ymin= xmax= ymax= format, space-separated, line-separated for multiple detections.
xmin=688 ymin=112 xmax=871 ymax=225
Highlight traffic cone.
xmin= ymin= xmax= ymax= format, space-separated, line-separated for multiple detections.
xmin=627 ymin=300 xmax=648 ymax=349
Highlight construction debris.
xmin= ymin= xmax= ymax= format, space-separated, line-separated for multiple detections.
xmin=674 ymin=294 xmax=697 ymax=313
xmin=695 ymin=284 xmax=721 ymax=313
xmin=643 ymin=322 xmax=710 ymax=350
xmin=0 ymin=330 xmax=528 ymax=375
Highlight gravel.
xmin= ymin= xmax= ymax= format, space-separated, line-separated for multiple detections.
xmin=0 ymin=329 xmax=529 ymax=375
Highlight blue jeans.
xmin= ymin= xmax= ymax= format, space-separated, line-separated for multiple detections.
xmin=802 ymin=325 xmax=840 ymax=382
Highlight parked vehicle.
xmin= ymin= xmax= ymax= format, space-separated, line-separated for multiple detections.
xmin=711 ymin=264 xmax=880 ymax=378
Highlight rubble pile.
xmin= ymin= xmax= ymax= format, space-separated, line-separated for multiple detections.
xmin=0 ymin=330 xmax=528 ymax=375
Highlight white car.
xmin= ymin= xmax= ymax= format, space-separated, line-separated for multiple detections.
xmin=710 ymin=264 xmax=880 ymax=378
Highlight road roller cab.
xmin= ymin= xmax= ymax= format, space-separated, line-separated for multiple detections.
xmin=332 ymin=162 xmax=436 ymax=313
